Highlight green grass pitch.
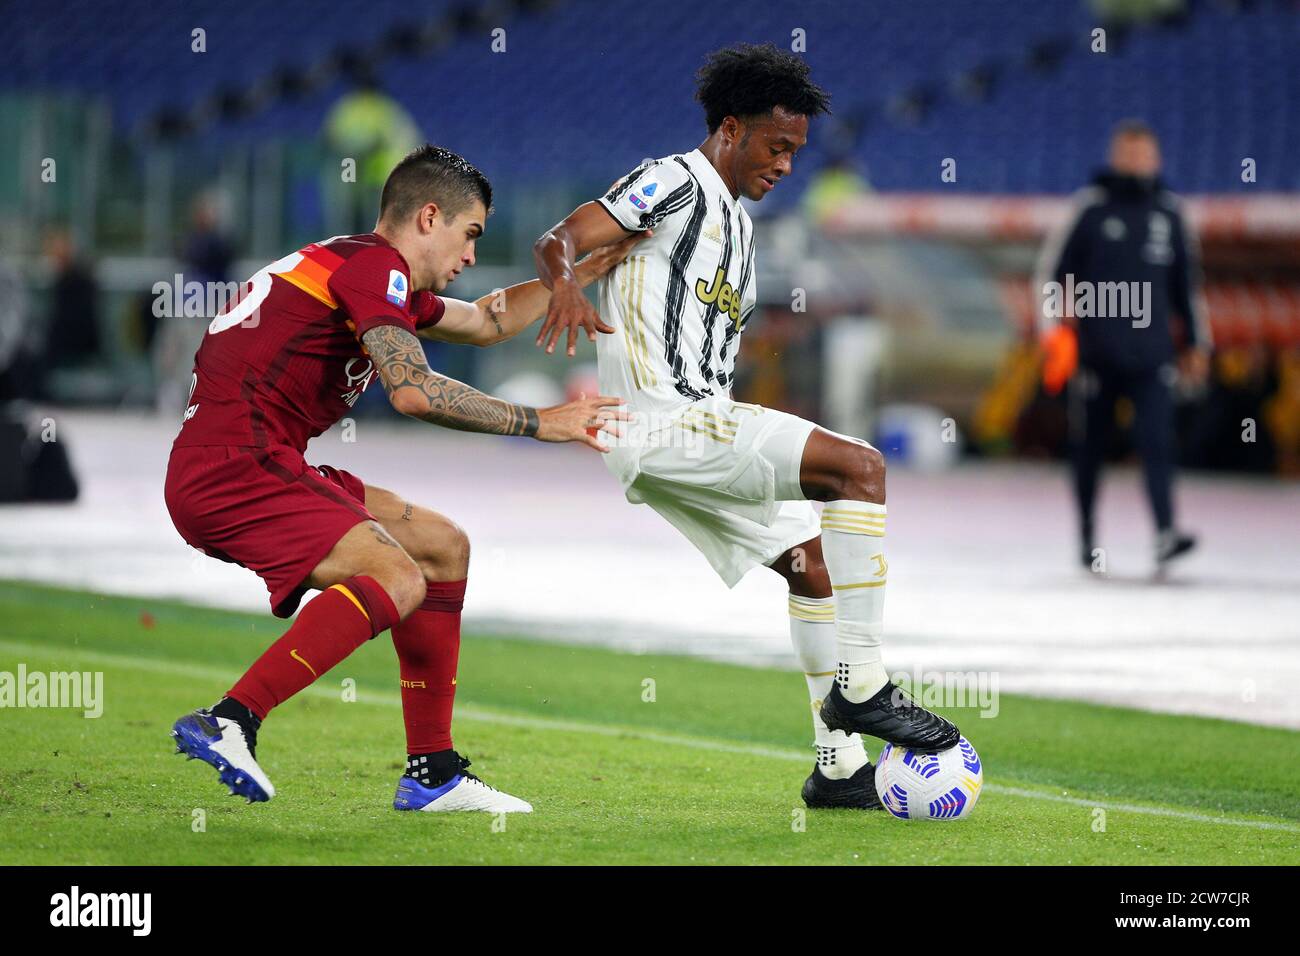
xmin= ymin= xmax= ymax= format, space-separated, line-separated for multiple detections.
xmin=0 ymin=580 xmax=1296 ymax=865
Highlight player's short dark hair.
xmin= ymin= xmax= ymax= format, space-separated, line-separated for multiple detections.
xmin=695 ymin=43 xmax=831 ymax=133
xmin=1111 ymin=118 xmax=1158 ymax=143
xmin=378 ymin=144 xmax=493 ymax=224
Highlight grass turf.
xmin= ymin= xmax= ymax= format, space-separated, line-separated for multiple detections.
xmin=0 ymin=580 xmax=1296 ymax=865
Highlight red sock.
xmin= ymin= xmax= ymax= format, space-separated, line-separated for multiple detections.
xmin=229 ymin=575 xmax=400 ymax=719
xmin=392 ymin=579 xmax=465 ymax=754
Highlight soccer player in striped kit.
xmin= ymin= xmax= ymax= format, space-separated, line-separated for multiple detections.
xmin=534 ymin=44 xmax=960 ymax=810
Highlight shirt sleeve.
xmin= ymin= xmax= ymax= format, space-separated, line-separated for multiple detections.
xmin=412 ymin=291 xmax=446 ymax=330
xmin=328 ymin=246 xmax=417 ymax=340
xmin=1167 ymin=200 xmax=1212 ymax=350
xmin=597 ymin=158 xmax=697 ymax=232
xmin=1032 ymin=188 xmax=1100 ymax=337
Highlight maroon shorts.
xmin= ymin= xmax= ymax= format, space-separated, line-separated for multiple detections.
xmin=165 ymin=444 xmax=374 ymax=618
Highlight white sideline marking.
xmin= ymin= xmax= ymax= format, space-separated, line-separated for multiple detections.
xmin=448 ymin=708 xmax=1300 ymax=832
xmin=990 ymin=785 xmax=1300 ymax=832
xmin=3 ymin=638 xmax=1297 ymax=834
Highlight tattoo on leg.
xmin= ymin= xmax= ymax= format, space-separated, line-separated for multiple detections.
xmin=401 ymin=502 xmax=413 ymax=521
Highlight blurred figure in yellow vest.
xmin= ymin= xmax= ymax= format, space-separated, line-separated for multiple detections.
xmin=323 ymin=68 xmax=422 ymax=233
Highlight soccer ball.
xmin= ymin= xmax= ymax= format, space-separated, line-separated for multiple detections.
xmin=875 ymin=736 xmax=983 ymax=821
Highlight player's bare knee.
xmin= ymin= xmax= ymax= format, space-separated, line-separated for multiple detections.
xmin=795 ymin=554 xmax=832 ymax=597
xmin=787 ymin=561 xmax=832 ymax=598
xmin=414 ymin=516 xmax=470 ymax=582
xmin=771 ymin=541 xmax=832 ymax=598
xmin=373 ymin=551 xmax=425 ymax=619
xmin=438 ymin=518 xmax=471 ymax=580
xmin=392 ymin=560 xmax=427 ymax=620
xmin=838 ymin=441 xmax=886 ymax=503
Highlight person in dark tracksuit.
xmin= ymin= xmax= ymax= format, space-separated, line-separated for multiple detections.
xmin=1036 ymin=120 xmax=1211 ymax=570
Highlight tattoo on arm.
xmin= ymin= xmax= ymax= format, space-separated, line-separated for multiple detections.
xmin=362 ymin=325 xmax=540 ymax=437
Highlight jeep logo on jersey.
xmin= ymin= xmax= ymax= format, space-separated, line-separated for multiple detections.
xmin=695 ymin=266 xmax=741 ymax=327
xmin=386 ymin=270 xmax=408 ymax=307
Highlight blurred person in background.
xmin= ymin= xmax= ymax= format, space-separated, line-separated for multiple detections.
xmin=0 ymin=257 xmax=79 ymax=502
xmin=182 ymin=193 xmax=236 ymax=290
xmin=323 ymin=67 xmax=421 ymax=234
xmin=1036 ymin=119 xmax=1211 ymax=572
xmin=151 ymin=194 xmax=238 ymax=412
xmin=38 ymin=226 xmax=104 ymax=397
xmin=801 ymin=134 xmax=871 ymax=227
xmin=1181 ymin=343 xmax=1277 ymax=473
xmin=0 ymin=257 xmax=36 ymax=401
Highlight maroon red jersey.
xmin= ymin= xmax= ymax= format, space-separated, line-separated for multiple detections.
xmin=173 ymin=232 xmax=445 ymax=452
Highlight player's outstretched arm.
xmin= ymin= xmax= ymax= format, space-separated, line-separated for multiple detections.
xmin=533 ymin=201 xmax=637 ymax=356
xmin=425 ymin=232 xmax=645 ymax=348
xmin=361 ymin=324 xmax=626 ymax=451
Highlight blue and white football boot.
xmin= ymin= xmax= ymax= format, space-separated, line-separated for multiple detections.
xmin=394 ymin=752 xmax=532 ymax=813
xmin=170 ymin=708 xmax=275 ymax=803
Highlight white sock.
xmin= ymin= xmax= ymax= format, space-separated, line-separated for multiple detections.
xmin=821 ymin=500 xmax=891 ymax=703
xmin=789 ymin=593 xmax=869 ymax=779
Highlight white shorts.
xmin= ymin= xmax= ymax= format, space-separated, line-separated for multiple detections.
xmin=605 ymin=396 xmax=820 ymax=587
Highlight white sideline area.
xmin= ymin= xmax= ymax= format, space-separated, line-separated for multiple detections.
xmin=1 ymin=410 xmax=1297 ymax=729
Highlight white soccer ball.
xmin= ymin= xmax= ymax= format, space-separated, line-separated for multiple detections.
xmin=875 ymin=736 xmax=983 ymax=821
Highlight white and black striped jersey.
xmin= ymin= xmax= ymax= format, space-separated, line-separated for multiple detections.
xmin=594 ymin=149 xmax=757 ymax=417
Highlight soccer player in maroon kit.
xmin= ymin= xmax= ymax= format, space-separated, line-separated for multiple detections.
xmin=166 ymin=145 xmax=638 ymax=812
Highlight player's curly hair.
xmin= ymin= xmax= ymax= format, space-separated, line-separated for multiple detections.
xmin=695 ymin=43 xmax=831 ymax=133
xmin=379 ymin=144 xmax=493 ymax=223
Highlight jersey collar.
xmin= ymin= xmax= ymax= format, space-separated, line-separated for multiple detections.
xmin=365 ymin=231 xmax=417 ymax=292
xmin=685 ymin=149 xmax=741 ymax=210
